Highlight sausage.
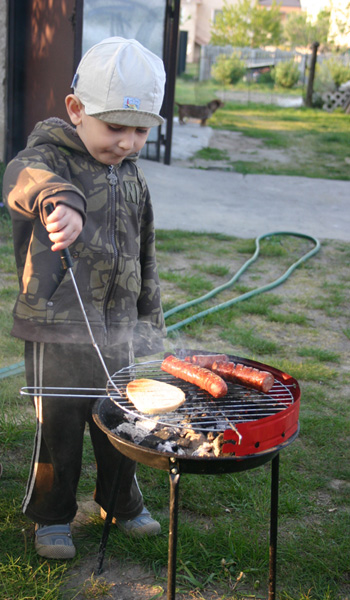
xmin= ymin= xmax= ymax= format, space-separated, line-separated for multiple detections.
xmin=212 ymin=361 xmax=274 ymax=393
xmin=187 ymin=354 xmax=229 ymax=369
xmin=161 ymin=355 xmax=228 ymax=398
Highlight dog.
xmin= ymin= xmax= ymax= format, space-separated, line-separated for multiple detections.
xmin=175 ymin=99 xmax=224 ymax=126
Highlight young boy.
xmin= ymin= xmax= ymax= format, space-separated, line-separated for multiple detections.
xmin=3 ymin=37 xmax=166 ymax=559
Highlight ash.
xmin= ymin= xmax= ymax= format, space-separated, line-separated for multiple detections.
xmin=111 ymin=412 xmax=226 ymax=458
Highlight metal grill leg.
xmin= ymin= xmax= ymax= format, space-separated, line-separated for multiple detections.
xmin=167 ymin=465 xmax=181 ymax=600
xmin=96 ymin=466 xmax=125 ymax=574
xmin=268 ymin=453 xmax=280 ymax=600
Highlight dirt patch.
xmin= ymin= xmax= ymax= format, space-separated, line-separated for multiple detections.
xmin=61 ymin=557 xmax=166 ymax=600
xmin=62 ymin=501 xmax=259 ymax=600
xmin=173 ymin=129 xmax=291 ymax=170
xmin=62 ymin=558 xmax=239 ymax=600
xmin=62 ymin=500 xmax=168 ymax=600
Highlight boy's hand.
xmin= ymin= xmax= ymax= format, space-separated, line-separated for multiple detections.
xmin=46 ymin=203 xmax=83 ymax=252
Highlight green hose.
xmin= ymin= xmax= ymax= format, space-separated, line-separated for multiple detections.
xmin=0 ymin=231 xmax=320 ymax=379
xmin=0 ymin=361 xmax=25 ymax=380
xmin=165 ymin=231 xmax=320 ymax=333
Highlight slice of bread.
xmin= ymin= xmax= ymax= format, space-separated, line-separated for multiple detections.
xmin=126 ymin=378 xmax=186 ymax=414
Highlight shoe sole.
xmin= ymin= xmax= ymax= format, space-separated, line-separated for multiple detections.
xmin=35 ymin=542 xmax=76 ymax=559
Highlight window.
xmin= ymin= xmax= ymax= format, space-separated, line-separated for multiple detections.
xmin=82 ymin=0 xmax=166 ymax=58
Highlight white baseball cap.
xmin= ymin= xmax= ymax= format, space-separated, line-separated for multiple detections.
xmin=72 ymin=37 xmax=166 ymax=127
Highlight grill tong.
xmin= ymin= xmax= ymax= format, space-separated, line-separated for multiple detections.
xmin=46 ymin=204 xmax=121 ymax=395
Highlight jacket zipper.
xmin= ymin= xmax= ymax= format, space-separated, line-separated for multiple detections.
xmin=103 ymin=165 xmax=119 ymax=341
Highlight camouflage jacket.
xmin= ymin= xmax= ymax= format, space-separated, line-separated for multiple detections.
xmin=3 ymin=118 xmax=166 ymax=356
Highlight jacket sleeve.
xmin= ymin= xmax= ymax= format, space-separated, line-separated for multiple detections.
xmin=132 ymin=179 xmax=166 ymax=357
xmin=3 ymin=145 xmax=87 ymax=226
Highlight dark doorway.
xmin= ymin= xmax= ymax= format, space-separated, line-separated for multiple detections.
xmin=6 ymin=0 xmax=180 ymax=164
xmin=6 ymin=0 xmax=83 ymax=162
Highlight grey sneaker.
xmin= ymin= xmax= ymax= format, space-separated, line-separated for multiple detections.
xmin=100 ymin=506 xmax=161 ymax=537
xmin=34 ymin=523 xmax=76 ymax=559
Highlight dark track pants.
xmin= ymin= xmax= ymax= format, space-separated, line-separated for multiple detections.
xmin=22 ymin=341 xmax=143 ymax=525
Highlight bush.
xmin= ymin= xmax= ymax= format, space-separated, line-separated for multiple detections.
xmin=325 ymin=58 xmax=350 ymax=89
xmin=257 ymin=69 xmax=275 ymax=85
xmin=311 ymin=91 xmax=325 ymax=109
xmin=314 ymin=61 xmax=336 ymax=95
xmin=273 ymin=59 xmax=300 ymax=88
xmin=211 ymin=53 xmax=246 ymax=86
xmin=211 ymin=55 xmax=232 ymax=85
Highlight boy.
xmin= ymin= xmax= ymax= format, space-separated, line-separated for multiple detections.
xmin=3 ymin=37 xmax=166 ymax=559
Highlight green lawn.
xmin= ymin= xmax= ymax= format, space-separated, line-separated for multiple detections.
xmin=175 ymin=74 xmax=350 ymax=180
xmin=1 ymin=213 xmax=349 ymax=599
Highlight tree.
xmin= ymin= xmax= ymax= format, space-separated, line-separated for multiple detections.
xmin=283 ymin=11 xmax=313 ymax=48
xmin=283 ymin=9 xmax=330 ymax=49
xmin=313 ymin=9 xmax=331 ymax=46
xmin=210 ymin=0 xmax=283 ymax=49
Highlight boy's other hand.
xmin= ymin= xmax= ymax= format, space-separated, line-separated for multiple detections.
xmin=46 ymin=204 xmax=83 ymax=252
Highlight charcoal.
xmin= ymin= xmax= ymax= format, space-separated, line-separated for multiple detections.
xmin=139 ymin=434 xmax=163 ymax=449
xmin=157 ymin=441 xmax=177 ymax=453
xmin=176 ymin=437 xmax=192 ymax=449
xmin=192 ymin=443 xmax=213 ymax=457
xmin=114 ymin=422 xmax=148 ymax=444
xmin=185 ymin=431 xmax=207 ymax=446
xmin=112 ymin=411 xmax=227 ymax=457
xmin=155 ymin=428 xmax=173 ymax=441
xmin=115 ymin=429 xmax=133 ymax=442
xmin=212 ymin=433 xmax=224 ymax=457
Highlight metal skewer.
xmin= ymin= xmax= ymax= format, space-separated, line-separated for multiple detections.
xmin=46 ymin=203 xmax=121 ymax=395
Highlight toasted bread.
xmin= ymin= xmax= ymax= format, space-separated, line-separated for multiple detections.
xmin=126 ymin=378 xmax=186 ymax=414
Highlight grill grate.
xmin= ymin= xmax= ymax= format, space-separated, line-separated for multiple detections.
xmin=106 ymin=359 xmax=295 ymax=432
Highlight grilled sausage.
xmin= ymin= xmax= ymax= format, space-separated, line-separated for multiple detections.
xmin=161 ymin=355 xmax=228 ymax=398
xmin=212 ymin=361 xmax=274 ymax=393
xmin=187 ymin=354 xmax=229 ymax=369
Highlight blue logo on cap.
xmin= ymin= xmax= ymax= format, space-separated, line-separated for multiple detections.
xmin=123 ymin=97 xmax=141 ymax=110
xmin=71 ymin=73 xmax=79 ymax=88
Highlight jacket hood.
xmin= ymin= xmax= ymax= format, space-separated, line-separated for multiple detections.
xmin=27 ymin=118 xmax=139 ymax=164
xmin=27 ymin=118 xmax=87 ymax=154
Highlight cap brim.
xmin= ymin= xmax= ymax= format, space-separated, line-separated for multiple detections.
xmin=89 ymin=109 xmax=164 ymax=127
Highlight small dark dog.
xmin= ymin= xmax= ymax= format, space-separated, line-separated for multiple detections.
xmin=176 ymin=99 xmax=224 ymax=126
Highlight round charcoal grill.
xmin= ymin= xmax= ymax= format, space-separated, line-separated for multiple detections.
xmin=106 ymin=359 xmax=295 ymax=428
xmin=93 ymin=351 xmax=300 ymax=600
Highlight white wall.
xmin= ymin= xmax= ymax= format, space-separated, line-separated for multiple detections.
xmin=181 ymin=0 xmax=228 ymax=63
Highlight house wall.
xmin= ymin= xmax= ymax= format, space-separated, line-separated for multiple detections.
xmin=258 ymin=0 xmax=302 ymax=19
xmin=0 ymin=0 xmax=7 ymax=163
xmin=329 ymin=0 xmax=350 ymax=48
xmin=278 ymin=6 xmax=301 ymax=20
xmin=181 ymin=0 xmax=200 ymax=63
xmin=181 ymin=0 xmax=234 ymax=63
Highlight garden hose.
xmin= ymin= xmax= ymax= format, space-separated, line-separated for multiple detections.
xmin=0 ymin=231 xmax=320 ymax=380
xmin=164 ymin=231 xmax=320 ymax=333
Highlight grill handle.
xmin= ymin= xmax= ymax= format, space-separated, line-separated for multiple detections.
xmin=45 ymin=203 xmax=74 ymax=269
xmin=44 ymin=203 xmax=122 ymax=397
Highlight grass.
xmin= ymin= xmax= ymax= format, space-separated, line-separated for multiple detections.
xmin=175 ymin=73 xmax=350 ymax=181
xmin=1 ymin=208 xmax=350 ymax=600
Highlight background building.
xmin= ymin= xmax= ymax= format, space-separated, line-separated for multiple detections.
xmin=258 ymin=0 xmax=301 ymax=20
xmin=181 ymin=0 xmax=302 ymax=63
